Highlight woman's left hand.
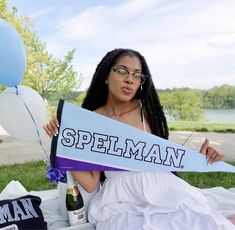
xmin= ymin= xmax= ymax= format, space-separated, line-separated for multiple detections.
xmin=199 ymin=138 xmax=225 ymax=164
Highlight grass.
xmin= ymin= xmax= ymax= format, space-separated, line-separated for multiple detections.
xmin=0 ymin=161 xmax=234 ymax=192
xmin=178 ymin=161 xmax=235 ymax=189
xmin=0 ymin=161 xmax=56 ymax=192
xmin=168 ymin=121 xmax=235 ymax=133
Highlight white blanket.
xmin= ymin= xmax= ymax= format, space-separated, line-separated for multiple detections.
xmin=0 ymin=181 xmax=234 ymax=229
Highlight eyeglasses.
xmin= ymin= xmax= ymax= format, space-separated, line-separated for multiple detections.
xmin=112 ymin=66 xmax=147 ymax=85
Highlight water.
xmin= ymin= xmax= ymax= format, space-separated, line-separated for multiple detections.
xmin=204 ymin=109 xmax=235 ymax=123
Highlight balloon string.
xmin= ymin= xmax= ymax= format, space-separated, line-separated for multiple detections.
xmin=14 ymin=86 xmax=50 ymax=163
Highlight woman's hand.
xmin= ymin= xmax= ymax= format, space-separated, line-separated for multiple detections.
xmin=199 ymin=138 xmax=225 ymax=164
xmin=43 ymin=116 xmax=59 ymax=137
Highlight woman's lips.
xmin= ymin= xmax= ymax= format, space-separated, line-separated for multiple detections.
xmin=122 ymin=86 xmax=133 ymax=94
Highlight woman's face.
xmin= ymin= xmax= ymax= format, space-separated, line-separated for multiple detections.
xmin=106 ymin=55 xmax=142 ymax=103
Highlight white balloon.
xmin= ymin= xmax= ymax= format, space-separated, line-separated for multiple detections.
xmin=0 ymin=86 xmax=47 ymax=142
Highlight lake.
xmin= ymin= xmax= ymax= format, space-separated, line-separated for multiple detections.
xmin=204 ymin=109 xmax=235 ymax=123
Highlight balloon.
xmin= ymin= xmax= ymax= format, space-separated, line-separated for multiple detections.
xmin=0 ymin=19 xmax=26 ymax=87
xmin=0 ymin=86 xmax=47 ymax=142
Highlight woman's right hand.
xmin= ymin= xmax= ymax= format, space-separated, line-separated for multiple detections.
xmin=43 ymin=116 xmax=59 ymax=137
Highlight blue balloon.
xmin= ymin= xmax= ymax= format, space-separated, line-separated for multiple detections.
xmin=0 ymin=19 xmax=26 ymax=87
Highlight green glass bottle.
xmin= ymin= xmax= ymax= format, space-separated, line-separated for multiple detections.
xmin=66 ymin=171 xmax=86 ymax=226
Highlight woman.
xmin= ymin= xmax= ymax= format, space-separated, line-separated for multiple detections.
xmin=44 ymin=48 xmax=235 ymax=229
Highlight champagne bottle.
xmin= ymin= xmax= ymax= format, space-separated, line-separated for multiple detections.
xmin=66 ymin=171 xmax=86 ymax=226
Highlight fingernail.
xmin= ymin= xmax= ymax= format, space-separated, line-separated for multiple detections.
xmin=54 ymin=133 xmax=57 ymax=137
xmin=57 ymin=124 xmax=59 ymax=128
xmin=56 ymin=131 xmax=58 ymax=135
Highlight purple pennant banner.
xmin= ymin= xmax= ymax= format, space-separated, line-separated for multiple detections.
xmin=56 ymin=156 xmax=125 ymax=171
xmin=50 ymin=100 xmax=235 ymax=173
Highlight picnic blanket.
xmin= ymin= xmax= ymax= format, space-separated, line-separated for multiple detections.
xmin=0 ymin=180 xmax=234 ymax=229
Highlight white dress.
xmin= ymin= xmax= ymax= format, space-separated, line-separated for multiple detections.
xmin=88 ymin=107 xmax=235 ymax=229
xmin=88 ymin=171 xmax=235 ymax=230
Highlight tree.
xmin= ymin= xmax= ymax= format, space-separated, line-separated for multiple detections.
xmin=23 ymin=49 xmax=82 ymax=99
xmin=202 ymin=84 xmax=235 ymax=109
xmin=160 ymin=89 xmax=204 ymax=121
xmin=0 ymin=0 xmax=82 ymax=99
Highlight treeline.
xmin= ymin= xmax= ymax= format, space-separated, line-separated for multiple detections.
xmin=200 ymin=84 xmax=235 ymax=109
xmin=44 ymin=83 xmax=235 ymax=122
xmin=67 ymin=84 xmax=234 ymax=122
xmin=159 ymin=84 xmax=235 ymax=121
xmin=159 ymin=84 xmax=235 ymax=109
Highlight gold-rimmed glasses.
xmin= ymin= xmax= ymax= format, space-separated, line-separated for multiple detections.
xmin=112 ymin=66 xmax=147 ymax=85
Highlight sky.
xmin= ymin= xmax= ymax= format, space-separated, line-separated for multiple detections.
xmin=6 ymin=0 xmax=235 ymax=90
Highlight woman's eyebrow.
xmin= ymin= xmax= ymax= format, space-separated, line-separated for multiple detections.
xmin=114 ymin=65 xmax=128 ymax=69
xmin=115 ymin=65 xmax=141 ymax=72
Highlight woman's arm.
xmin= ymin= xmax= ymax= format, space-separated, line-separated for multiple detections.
xmin=71 ymin=171 xmax=100 ymax=193
xmin=43 ymin=116 xmax=101 ymax=193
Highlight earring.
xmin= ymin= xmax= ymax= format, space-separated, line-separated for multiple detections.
xmin=140 ymin=85 xmax=143 ymax=91
xmin=105 ymin=80 xmax=108 ymax=84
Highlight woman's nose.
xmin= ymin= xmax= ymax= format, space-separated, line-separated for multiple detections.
xmin=124 ymin=73 xmax=134 ymax=83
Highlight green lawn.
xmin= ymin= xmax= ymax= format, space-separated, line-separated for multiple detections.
xmin=178 ymin=168 xmax=235 ymax=189
xmin=168 ymin=121 xmax=235 ymax=133
xmin=0 ymin=161 xmax=56 ymax=192
xmin=0 ymin=161 xmax=234 ymax=192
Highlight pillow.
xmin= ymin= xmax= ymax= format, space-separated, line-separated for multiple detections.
xmin=0 ymin=181 xmax=27 ymax=200
xmin=0 ymin=195 xmax=47 ymax=230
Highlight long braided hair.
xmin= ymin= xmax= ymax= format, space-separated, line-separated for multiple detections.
xmin=82 ymin=48 xmax=169 ymax=181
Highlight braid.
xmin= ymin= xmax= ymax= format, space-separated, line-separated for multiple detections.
xmin=145 ymin=86 xmax=169 ymax=140
xmin=82 ymin=48 xmax=169 ymax=139
xmin=135 ymin=54 xmax=169 ymax=140
xmin=81 ymin=48 xmax=170 ymax=181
